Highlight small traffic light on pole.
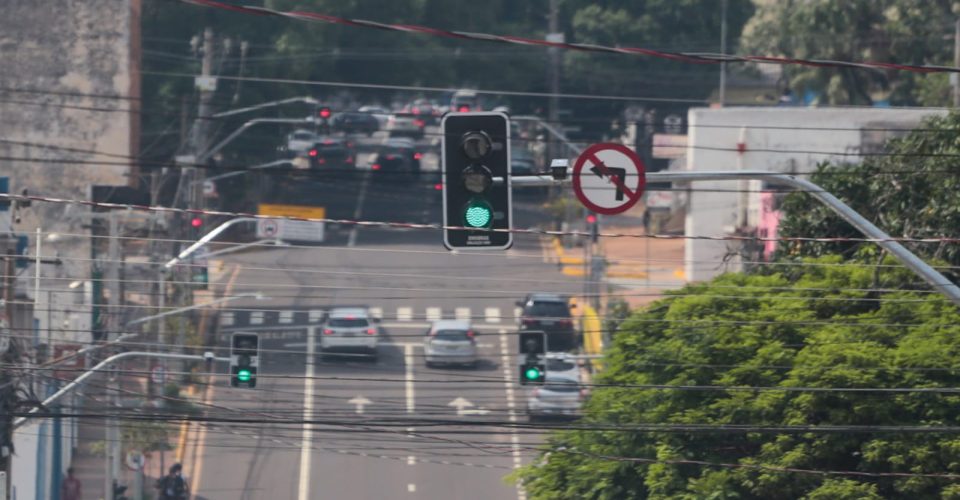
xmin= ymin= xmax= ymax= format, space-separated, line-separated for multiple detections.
xmin=230 ymin=333 xmax=259 ymax=388
xmin=441 ymin=112 xmax=512 ymax=250
xmin=518 ymin=331 xmax=547 ymax=385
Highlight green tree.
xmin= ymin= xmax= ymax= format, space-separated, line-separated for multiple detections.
xmin=741 ymin=0 xmax=957 ymax=106
xmin=777 ymin=112 xmax=960 ymax=270
xmin=513 ymin=259 xmax=960 ymax=498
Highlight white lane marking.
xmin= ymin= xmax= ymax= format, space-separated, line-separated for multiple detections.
xmin=298 ymin=326 xmax=317 ymax=500
xmin=485 ymin=307 xmax=501 ymax=323
xmin=348 ymin=171 xmax=371 ymax=247
xmin=250 ymin=311 xmax=264 ymax=325
xmin=514 ymin=307 xmax=522 ymax=320
xmin=309 ymin=310 xmax=324 ymax=323
xmin=381 ymin=322 xmax=512 ymax=331
xmin=455 ymin=307 xmax=471 ymax=321
xmin=279 ymin=310 xmax=294 ymax=324
xmin=498 ymin=328 xmax=526 ymax=500
xmin=348 ymin=395 xmax=372 ymax=414
xmin=408 ymin=484 xmax=417 ymax=493
xmin=426 ymin=307 xmax=442 ymax=321
xmin=220 ymin=311 xmax=234 ymax=326
xmin=405 ymin=343 xmax=415 ymax=413
xmin=397 ymin=307 xmax=413 ymax=321
xmin=407 ymin=456 xmax=416 ymax=465
xmin=370 ymin=307 xmax=383 ymax=320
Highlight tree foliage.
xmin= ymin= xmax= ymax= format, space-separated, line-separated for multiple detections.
xmin=777 ymin=111 xmax=960 ymax=271
xmin=741 ymin=0 xmax=957 ymax=106
xmin=514 ymin=259 xmax=960 ymax=498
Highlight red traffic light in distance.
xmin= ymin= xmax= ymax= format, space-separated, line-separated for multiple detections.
xmin=586 ymin=214 xmax=597 ymax=224
xmin=318 ymin=107 xmax=332 ymax=119
xmin=457 ymin=105 xmax=470 ymax=113
xmin=190 ymin=217 xmax=203 ymax=228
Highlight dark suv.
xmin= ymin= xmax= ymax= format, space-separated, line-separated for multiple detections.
xmin=517 ymin=293 xmax=578 ymax=352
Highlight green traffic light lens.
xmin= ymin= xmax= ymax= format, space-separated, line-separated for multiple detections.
xmin=464 ymin=201 xmax=493 ymax=228
xmin=237 ymin=369 xmax=252 ymax=382
xmin=524 ymin=367 xmax=542 ymax=380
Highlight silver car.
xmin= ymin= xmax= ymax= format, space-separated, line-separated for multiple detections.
xmin=424 ymin=320 xmax=479 ymax=368
xmin=526 ymin=376 xmax=585 ymax=420
xmin=319 ymin=307 xmax=379 ymax=360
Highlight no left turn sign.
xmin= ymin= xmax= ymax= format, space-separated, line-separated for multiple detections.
xmin=572 ymin=143 xmax=646 ymax=215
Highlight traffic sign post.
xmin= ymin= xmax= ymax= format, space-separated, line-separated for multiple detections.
xmin=572 ymin=143 xmax=646 ymax=215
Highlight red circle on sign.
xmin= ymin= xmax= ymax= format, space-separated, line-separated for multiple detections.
xmin=572 ymin=143 xmax=646 ymax=215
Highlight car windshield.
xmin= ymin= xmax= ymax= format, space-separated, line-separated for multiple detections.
xmin=328 ymin=318 xmax=369 ymax=328
xmin=527 ymin=302 xmax=570 ymax=317
xmin=546 ymin=358 xmax=576 ymax=371
xmin=433 ymin=330 xmax=470 ymax=341
xmin=543 ymin=380 xmax=580 ymax=392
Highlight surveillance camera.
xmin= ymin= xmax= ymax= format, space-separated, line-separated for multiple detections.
xmin=203 ymin=351 xmax=215 ymax=362
xmin=550 ymin=159 xmax=569 ymax=181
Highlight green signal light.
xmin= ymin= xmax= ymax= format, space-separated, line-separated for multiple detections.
xmin=237 ymin=369 xmax=252 ymax=382
xmin=523 ymin=366 xmax=542 ymax=380
xmin=464 ymin=200 xmax=493 ymax=228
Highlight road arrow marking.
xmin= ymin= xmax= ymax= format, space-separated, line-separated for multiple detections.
xmin=448 ymin=397 xmax=489 ymax=416
xmin=349 ymin=395 xmax=372 ymax=414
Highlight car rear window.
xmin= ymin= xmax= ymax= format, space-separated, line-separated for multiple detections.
xmin=328 ymin=318 xmax=369 ymax=328
xmin=527 ymin=302 xmax=570 ymax=317
xmin=543 ymin=380 xmax=580 ymax=392
xmin=433 ymin=329 xmax=470 ymax=341
xmin=547 ymin=359 xmax=576 ymax=371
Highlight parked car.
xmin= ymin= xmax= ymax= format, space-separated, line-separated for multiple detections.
xmin=331 ymin=111 xmax=379 ymax=136
xmin=372 ymin=137 xmax=421 ymax=179
xmin=319 ymin=307 xmax=379 ymax=360
xmin=387 ymin=113 xmax=426 ymax=139
xmin=423 ymin=320 xmax=479 ymax=368
xmin=517 ymin=293 xmax=578 ymax=352
xmin=526 ymin=375 xmax=585 ymax=420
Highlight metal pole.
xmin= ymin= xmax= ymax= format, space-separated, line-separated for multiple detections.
xmin=514 ymin=169 xmax=960 ymax=307
xmin=107 ymin=213 xmax=121 ymax=341
xmin=164 ymin=217 xmax=261 ymax=268
xmin=719 ymin=0 xmax=728 ymax=106
xmin=34 ymin=227 xmax=41 ymax=350
xmin=547 ymin=0 xmax=560 ymax=163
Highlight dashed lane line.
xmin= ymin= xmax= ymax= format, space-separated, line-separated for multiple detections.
xmin=498 ymin=328 xmax=527 ymax=500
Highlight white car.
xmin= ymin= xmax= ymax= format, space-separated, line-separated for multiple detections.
xmin=545 ymin=353 xmax=581 ymax=382
xmin=423 ymin=320 xmax=479 ymax=368
xmin=319 ymin=307 xmax=379 ymax=360
xmin=526 ymin=375 xmax=585 ymax=420
xmin=387 ymin=113 xmax=425 ymax=138
xmin=286 ymin=129 xmax=318 ymax=153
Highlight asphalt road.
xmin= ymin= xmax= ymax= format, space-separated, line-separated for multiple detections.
xmin=184 ymin=132 xmax=582 ymax=500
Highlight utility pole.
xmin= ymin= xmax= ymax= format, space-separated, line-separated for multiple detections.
xmin=954 ymin=14 xmax=960 ymax=107
xmin=546 ymin=0 xmax=561 ymax=163
xmin=192 ymin=27 xmax=216 ymax=211
xmin=0 ymin=234 xmax=19 ymax=500
xmin=719 ymin=0 xmax=728 ymax=106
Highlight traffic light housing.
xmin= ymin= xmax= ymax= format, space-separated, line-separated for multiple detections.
xmin=230 ymin=333 xmax=259 ymax=388
xmin=520 ymin=357 xmax=546 ymax=385
xmin=441 ymin=112 xmax=512 ymax=250
xmin=519 ymin=331 xmax=547 ymax=356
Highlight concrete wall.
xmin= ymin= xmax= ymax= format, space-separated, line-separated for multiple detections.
xmin=684 ymin=107 xmax=946 ymax=282
xmin=0 ymin=0 xmax=139 ymax=340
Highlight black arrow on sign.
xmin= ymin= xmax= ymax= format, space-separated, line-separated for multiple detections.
xmin=589 ymin=164 xmax=628 ymax=201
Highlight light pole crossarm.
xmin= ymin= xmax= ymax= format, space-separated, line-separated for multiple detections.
xmin=516 ymin=168 xmax=960 ymax=307
xmin=164 ymin=217 xmax=260 ymax=268
xmin=211 ymin=96 xmax=318 ymax=119
xmin=12 ymin=351 xmax=230 ymax=429
xmin=198 ymin=118 xmax=312 ymax=163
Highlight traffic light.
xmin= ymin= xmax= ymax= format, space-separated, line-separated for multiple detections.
xmin=587 ymin=213 xmax=598 ymax=243
xmin=519 ymin=330 xmax=547 ymax=355
xmin=441 ymin=112 xmax=512 ymax=250
xmin=230 ymin=333 xmax=259 ymax=388
xmin=520 ymin=357 xmax=546 ymax=385
xmin=318 ymin=106 xmax=332 ymax=120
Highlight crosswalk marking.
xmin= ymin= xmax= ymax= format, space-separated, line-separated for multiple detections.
xmin=369 ymin=307 xmax=383 ymax=320
xmin=426 ymin=307 xmax=442 ymax=321
xmin=250 ymin=311 xmax=264 ymax=325
xmin=455 ymin=307 xmax=471 ymax=321
xmin=220 ymin=312 xmax=234 ymax=326
xmin=485 ymin=307 xmax=501 ymax=323
xmin=397 ymin=307 xmax=413 ymax=321
xmin=309 ymin=310 xmax=324 ymax=323
xmin=279 ymin=310 xmax=294 ymax=324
